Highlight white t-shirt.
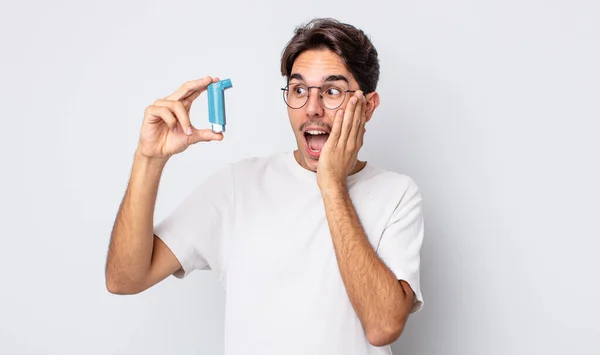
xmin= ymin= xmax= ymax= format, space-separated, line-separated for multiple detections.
xmin=154 ymin=151 xmax=424 ymax=355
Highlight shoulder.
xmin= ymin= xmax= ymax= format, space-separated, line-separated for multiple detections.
xmin=365 ymin=164 xmax=422 ymax=198
xmin=355 ymin=164 xmax=424 ymax=217
xmin=364 ymin=167 xmax=424 ymax=228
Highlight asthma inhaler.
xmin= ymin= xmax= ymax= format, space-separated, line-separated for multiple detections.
xmin=207 ymin=79 xmax=233 ymax=133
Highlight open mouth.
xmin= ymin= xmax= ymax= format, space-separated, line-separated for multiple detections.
xmin=304 ymin=130 xmax=330 ymax=157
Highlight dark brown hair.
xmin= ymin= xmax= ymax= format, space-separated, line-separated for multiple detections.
xmin=280 ymin=18 xmax=380 ymax=94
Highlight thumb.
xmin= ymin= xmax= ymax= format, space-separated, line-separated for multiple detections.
xmin=188 ymin=128 xmax=224 ymax=144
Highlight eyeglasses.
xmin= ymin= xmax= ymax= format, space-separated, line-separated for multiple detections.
xmin=281 ymin=83 xmax=358 ymax=110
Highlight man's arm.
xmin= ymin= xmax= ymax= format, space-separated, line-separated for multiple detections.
xmin=316 ymin=91 xmax=419 ymax=345
xmin=105 ymin=77 xmax=224 ymax=294
xmin=321 ymin=187 xmax=415 ymax=347
xmin=105 ymin=150 xmax=181 ymax=295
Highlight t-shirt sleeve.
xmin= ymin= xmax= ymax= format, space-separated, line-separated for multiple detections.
xmin=377 ymin=176 xmax=425 ymax=313
xmin=153 ymin=164 xmax=233 ymax=279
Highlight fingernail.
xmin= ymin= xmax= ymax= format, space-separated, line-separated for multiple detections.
xmin=186 ymin=126 xmax=193 ymax=135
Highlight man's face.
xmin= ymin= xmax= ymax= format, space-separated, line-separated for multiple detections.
xmin=286 ymin=49 xmax=376 ymax=172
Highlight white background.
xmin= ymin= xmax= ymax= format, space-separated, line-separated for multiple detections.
xmin=1 ymin=1 xmax=599 ymax=354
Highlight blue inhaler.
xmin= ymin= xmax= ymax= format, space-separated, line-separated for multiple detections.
xmin=207 ymin=79 xmax=233 ymax=133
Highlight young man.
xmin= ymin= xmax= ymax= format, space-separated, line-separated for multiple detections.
xmin=106 ymin=18 xmax=424 ymax=355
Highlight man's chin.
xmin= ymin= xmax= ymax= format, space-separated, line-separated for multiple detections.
xmin=294 ymin=149 xmax=319 ymax=172
xmin=305 ymin=154 xmax=320 ymax=172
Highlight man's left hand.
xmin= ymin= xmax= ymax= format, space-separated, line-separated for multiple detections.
xmin=317 ymin=91 xmax=366 ymax=192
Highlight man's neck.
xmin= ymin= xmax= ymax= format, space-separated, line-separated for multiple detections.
xmin=350 ymin=160 xmax=367 ymax=175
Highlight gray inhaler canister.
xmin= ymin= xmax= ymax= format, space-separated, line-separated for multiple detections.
xmin=207 ymin=79 xmax=233 ymax=133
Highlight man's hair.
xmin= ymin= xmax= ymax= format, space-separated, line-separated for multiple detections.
xmin=280 ymin=18 xmax=380 ymax=94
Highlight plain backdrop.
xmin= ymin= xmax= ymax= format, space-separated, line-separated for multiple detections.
xmin=1 ymin=1 xmax=599 ymax=354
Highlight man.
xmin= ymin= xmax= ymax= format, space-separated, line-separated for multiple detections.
xmin=106 ymin=17 xmax=424 ymax=355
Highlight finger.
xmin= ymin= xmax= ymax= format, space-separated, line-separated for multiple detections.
xmin=186 ymin=76 xmax=221 ymax=103
xmin=357 ymin=118 xmax=366 ymax=149
xmin=154 ymin=99 xmax=193 ymax=135
xmin=188 ymin=129 xmax=224 ymax=145
xmin=146 ymin=105 xmax=177 ymax=131
xmin=165 ymin=76 xmax=215 ymax=102
xmin=350 ymin=91 xmax=365 ymax=144
xmin=339 ymin=95 xmax=359 ymax=146
xmin=328 ymin=109 xmax=344 ymax=148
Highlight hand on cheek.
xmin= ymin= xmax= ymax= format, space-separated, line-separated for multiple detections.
xmin=317 ymin=91 xmax=367 ymax=192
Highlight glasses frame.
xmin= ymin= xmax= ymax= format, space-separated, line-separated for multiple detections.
xmin=280 ymin=83 xmax=359 ymax=110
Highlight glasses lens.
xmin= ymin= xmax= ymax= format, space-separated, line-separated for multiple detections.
xmin=284 ymin=83 xmax=308 ymax=109
xmin=320 ymin=84 xmax=345 ymax=110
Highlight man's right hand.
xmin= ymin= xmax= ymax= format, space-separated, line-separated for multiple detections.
xmin=137 ymin=76 xmax=225 ymax=160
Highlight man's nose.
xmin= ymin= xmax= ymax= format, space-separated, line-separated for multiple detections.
xmin=305 ymin=88 xmax=324 ymax=117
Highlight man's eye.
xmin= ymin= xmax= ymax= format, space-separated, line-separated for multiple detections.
xmin=293 ymin=86 xmax=307 ymax=95
xmin=325 ymin=87 xmax=341 ymax=96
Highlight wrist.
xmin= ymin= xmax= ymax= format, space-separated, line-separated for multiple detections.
xmin=319 ymin=180 xmax=349 ymax=199
xmin=133 ymin=148 xmax=169 ymax=173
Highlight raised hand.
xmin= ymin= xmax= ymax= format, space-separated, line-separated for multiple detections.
xmin=137 ymin=76 xmax=225 ymax=160
xmin=316 ymin=90 xmax=366 ymax=192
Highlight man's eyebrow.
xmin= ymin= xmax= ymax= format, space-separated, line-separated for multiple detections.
xmin=324 ymin=75 xmax=349 ymax=83
xmin=288 ymin=73 xmax=349 ymax=83
xmin=290 ymin=73 xmax=303 ymax=81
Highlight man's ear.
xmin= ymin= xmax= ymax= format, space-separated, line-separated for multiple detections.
xmin=364 ymin=91 xmax=380 ymax=122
